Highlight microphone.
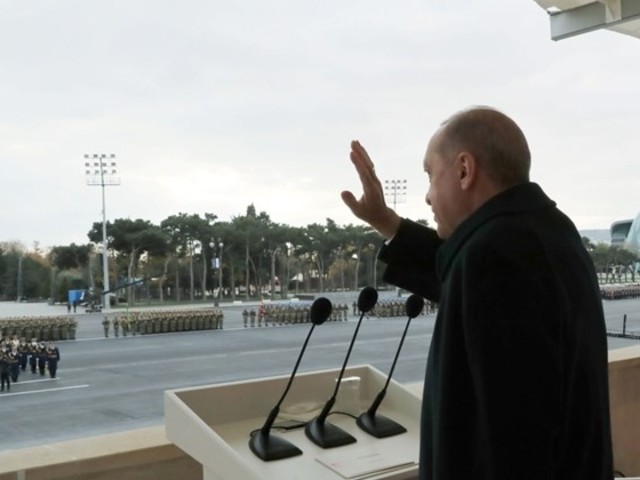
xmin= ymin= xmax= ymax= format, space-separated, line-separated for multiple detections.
xmin=249 ymin=297 xmax=332 ymax=461
xmin=305 ymin=286 xmax=378 ymax=448
xmin=356 ymin=294 xmax=424 ymax=438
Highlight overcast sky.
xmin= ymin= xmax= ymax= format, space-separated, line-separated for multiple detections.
xmin=1 ymin=0 xmax=639 ymax=249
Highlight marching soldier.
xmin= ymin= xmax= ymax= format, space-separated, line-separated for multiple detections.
xmin=129 ymin=315 xmax=139 ymax=335
xmin=46 ymin=341 xmax=61 ymax=378
xmin=18 ymin=337 xmax=29 ymax=371
xmin=120 ymin=316 xmax=130 ymax=336
xmin=37 ymin=342 xmax=47 ymax=376
xmin=242 ymin=309 xmax=249 ymax=328
xmin=102 ymin=317 xmax=110 ymax=338
xmin=0 ymin=347 xmax=10 ymax=392
xmin=8 ymin=346 xmax=20 ymax=382
xmin=28 ymin=338 xmax=38 ymax=374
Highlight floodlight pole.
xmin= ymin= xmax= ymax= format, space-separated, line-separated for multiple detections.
xmin=209 ymin=239 xmax=224 ymax=306
xmin=384 ymin=179 xmax=407 ymax=297
xmin=384 ymin=179 xmax=407 ymax=211
xmin=85 ymin=154 xmax=120 ymax=310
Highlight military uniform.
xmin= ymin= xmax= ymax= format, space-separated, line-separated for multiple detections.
xmin=8 ymin=348 xmax=20 ymax=382
xmin=102 ymin=317 xmax=110 ymax=338
xmin=37 ymin=342 xmax=47 ymax=375
xmin=46 ymin=342 xmax=60 ymax=378
xmin=0 ymin=350 xmax=10 ymax=392
xmin=28 ymin=339 xmax=38 ymax=374
xmin=18 ymin=338 xmax=29 ymax=371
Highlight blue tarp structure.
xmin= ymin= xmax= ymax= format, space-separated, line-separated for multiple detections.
xmin=68 ymin=289 xmax=85 ymax=305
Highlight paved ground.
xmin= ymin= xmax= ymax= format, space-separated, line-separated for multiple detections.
xmin=0 ymin=293 xmax=639 ymax=452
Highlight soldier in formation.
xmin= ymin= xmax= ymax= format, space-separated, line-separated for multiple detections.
xmin=28 ymin=338 xmax=39 ymax=374
xmin=101 ymin=308 xmax=224 ymax=336
xmin=259 ymin=304 xmax=309 ymax=326
xmin=0 ymin=316 xmax=77 ymax=342
xmin=253 ymin=302 xmax=351 ymax=327
xmin=0 ymin=339 xmax=20 ymax=391
xmin=0 ymin=337 xmax=61 ymax=390
xmin=102 ymin=317 xmax=110 ymax=338
xmin=601 ymin=284 xmax=640 ymax=300
xmin=37 ymin=342 xmax=47 ymax=375
xmin=18 ymin=337 xmax=29 ymax=371
xmin=46 ymin=341 xmax=61 ymax=378
xmin=368 ymin=299 xmax=436 ymax=318
xmin=0 ymin=345 xmax=11 ymax=392
xmin=8 ymin=345 xmax=20 ymax=382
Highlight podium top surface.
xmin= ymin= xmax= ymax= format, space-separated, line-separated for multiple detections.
xmin=165 ymin=365 xmax=422 ymax=480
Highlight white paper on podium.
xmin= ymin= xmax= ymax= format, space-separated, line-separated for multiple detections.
xmin=315 ymin=445 xmax=417 ymax=479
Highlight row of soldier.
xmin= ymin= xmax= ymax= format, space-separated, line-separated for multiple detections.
xmin=601 ymin=285 xmax=640 ymax=301
xmin=101 ymin=308 xmax=224 ymax=337
xmin=243 ymin=303 xmax=351 ymax=327
xmin=0 ymin=316 xmax=78 ymax=342
xmin=242 ymin=299 xmax=438 ymax=328
xmin=365 ymin=299 xmax=437 ymax=318
xmin=0 ymin=337 xmax=61 ymax=392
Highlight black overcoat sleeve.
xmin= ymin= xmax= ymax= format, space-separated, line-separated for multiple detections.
xmin=378 ymin=218 xmax=443 ymax=302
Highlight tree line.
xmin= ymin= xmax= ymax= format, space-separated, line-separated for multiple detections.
xmin=0 ymin=208 xmax=634 ymax=305
xmin=582 ymin=237 xmax=639 ymax=283
xmin=0 ymin=204 xmax=403 ymax=305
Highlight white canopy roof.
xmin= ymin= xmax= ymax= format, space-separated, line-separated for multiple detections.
xmin=533 ymin=0 xmax=640 ymax=40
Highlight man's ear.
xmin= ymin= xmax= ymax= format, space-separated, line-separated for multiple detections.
xmin=457 ymin=152 xmax=477 ymax=190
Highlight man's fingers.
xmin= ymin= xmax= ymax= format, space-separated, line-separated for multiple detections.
xmin=343 ymin=140 xmax=400 ymax=239
xmin=350 ymin=153 xmax=383 ymax=203
xmin=340 ymin=190 xmax=360 ymax=214
xmin=351 ymin=140 xmax=375 ymax=170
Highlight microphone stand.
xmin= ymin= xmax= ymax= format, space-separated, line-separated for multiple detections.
xmin=248 ymin=328 xmax=312 ymax=460
xmin=305 ymin=287 xmax=377 ymax=448
xmin=249 ymin=298 xmax=331 ymax=461
xmin=357 ymin=295 xmax=423 ymax=438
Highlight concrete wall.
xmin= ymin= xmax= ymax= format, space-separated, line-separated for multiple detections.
xmin=1 ymin=353 xmax=639 ymax=480
xmin=0 ymin=427 xmax=201 ymax=480
xmin=609 ymin=345 xmax=640 ymax=477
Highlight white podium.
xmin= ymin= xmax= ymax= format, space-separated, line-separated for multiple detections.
xmin=165 ymin=365 xmax=421 ymax=480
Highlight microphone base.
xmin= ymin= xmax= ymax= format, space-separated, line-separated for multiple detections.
xmin=305 ymin=418 xmax=357 ymax=449
xmin=249 ymin=431 xmax=303 ymax=461
xmin=356 ymin=412 xmax=407 ymax=439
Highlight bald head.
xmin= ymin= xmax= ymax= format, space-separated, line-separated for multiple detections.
xmin=437 ymin=107 xmax=531 ymax=189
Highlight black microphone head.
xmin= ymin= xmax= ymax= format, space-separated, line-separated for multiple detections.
xmin=357 ymin=286 xmax=378 ymax=313
xmin=405 ymin=294 xmax=424 ymax=319
xmin=310 ymin=297 xmax=332 ymax=325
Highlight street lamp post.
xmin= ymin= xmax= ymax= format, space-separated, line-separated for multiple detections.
xmin=85 ymin=153 xmax=120 ymax=310
xmin=268 ymin=246 xmax=281 ymax=301
xmin=218 ymin=241 xmax=224 ymax=303
xmin=210 ymin=239 xmax=224 ymax=306
xmin=384 ymin=179 xmax=407 ymax=211
xmin=17 ymin=254 xmax=24 ymax=302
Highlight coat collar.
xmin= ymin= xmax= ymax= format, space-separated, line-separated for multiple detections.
xmin=435 ymin=182 xmax=556 ymax=280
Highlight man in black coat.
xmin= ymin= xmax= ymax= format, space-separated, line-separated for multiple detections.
xmin=341 ymin=106 xmax=613 ymax=480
